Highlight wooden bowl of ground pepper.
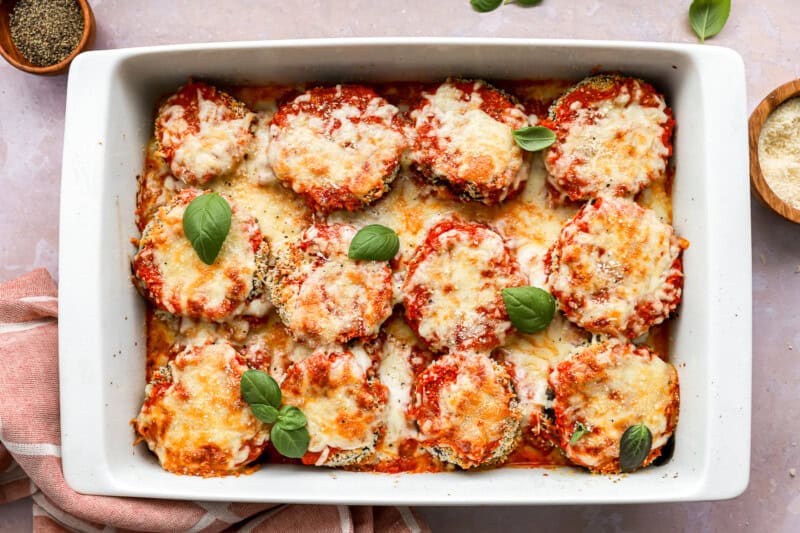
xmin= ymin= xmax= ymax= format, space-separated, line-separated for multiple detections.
xmin=0 ymin=0 xmax=95 ymax=76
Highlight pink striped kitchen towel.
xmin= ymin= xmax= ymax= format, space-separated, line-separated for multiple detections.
xmin=0 ymin=269 xmax=428 ymax=533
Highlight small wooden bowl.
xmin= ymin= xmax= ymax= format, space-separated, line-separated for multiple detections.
xmin=749 ymin=79 xmax=800 ymax=224
xmin=0 ymin=0 xmax=95 ymax=76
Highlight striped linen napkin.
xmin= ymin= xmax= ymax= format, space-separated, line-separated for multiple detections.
xmin=0 ymin=269 xmax=428 ymax=533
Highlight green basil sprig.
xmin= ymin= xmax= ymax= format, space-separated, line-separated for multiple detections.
xmin=512 ymin=126 xmax=556 ymax=152
xmin=689 ymin=0 xmax=730 ymax=43
xmin=619 ymin=424 xmax=653 ymax=473
xmin=241 ymin=369 xmax=281 ymax=406
xmin=182 ymin=192 xmax=232 ymax=265
xmin=276 ymin=405 xmax=307 ymax=430
xmin=348 ymin=224 xmax=400 ymax=261
xmin=272 ymin=424 xmax=310 ymax=457
xmin=470 ymin=0 xmax=542 ymax=12
xmin=502 ymin=286 xmax=556 ymax=334
xmin=471 ymin=0 xmax=503 ymax=12
xmin=569 ymin=421 xmax=589 ymax=445
xmin=240 ymin=369 xmax=310 ymax=459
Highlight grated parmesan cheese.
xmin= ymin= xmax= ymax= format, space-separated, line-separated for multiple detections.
xmin=759 ymin=97 xmax=800 ymax=210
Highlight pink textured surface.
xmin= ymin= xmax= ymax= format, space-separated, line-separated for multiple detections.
xmin=0 ymin=0 xmax=798 ymax=531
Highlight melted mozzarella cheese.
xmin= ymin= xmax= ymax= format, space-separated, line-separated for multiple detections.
xmin=376 ymin=322 xmax=421 ymax=450
xmin=501 ymin=316 xmax=590 ymax=428
xmin=215 ymin=168 xmax=311 ymax=253
xmin=282 ymin=351 xmax=385 ymax=454
xmin=241 ymin=313 xmax=314 ymax=383
xmin=135 ymin=342 xmax=269 ymax=475
xmin=405 ymin=224 xmax=517 ymax=351
xmin=242 ymin=111 xmax=276 ymax=186
xmin=550 ymin=341 xmax=678 ymax=470
xmin=160 ymin=89 xmax=253 ymax=183
xmin=412 ymin=84 xmax=525 ymax=184
xmin=548 ymin=196 xmax=682 ymax=337
xmin=269 ymin=224 xmax=393 ymax=347
xmin=137 ymin=139 xmax=181 ymax=230
xmin=137 ymin=192 xmax=263 ymax=321
xmin=416 ymin=352 xmax=519 ymax=467
xmin=434 ymin=363 xmax=490 ymax=444
xmin=268 ymin=88 xmax=405 ymax=196
xmin=332 ymin=155 xmax=578 ymax=295
xmin=547 ymin=85 xmax=669 ymax=197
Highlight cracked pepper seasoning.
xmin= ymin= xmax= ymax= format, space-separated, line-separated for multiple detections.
xmin=9 ymin=0 xmax=84 ymax=67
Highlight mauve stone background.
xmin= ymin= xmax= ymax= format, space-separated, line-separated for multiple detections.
xmin=1 ymin=0 xmax=799 ymax=531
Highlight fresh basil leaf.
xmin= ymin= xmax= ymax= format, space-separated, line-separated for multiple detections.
xmin=277 ymin=405 xmax=307 ymax=430
xmin=515 ymin=0 xmax=543 ymax=5
xmin=182 ymin=192 xmax=232 ymax=265
xmin=250 ymin=403 xmax=279 ymax=424
xmin=471 ymin=0 xmax=503 ymax=12
xmin=569 ymin=421 xmax=589 ymax=445
xmin=689 ymin=0 xmax=730 ymax=43
xmin=502 ymin=286 xmax=556 ymax=334
xmin=271 ymin=425 xmax=310 ymax=459
xmin=512 ymin=126 xmax=556 ymax=152
xmin=348 ymin=224 xmax=400 ymax=261
xmin=240 ymin=370 xmax=281 ymax=409
xmin=619 ymin=424 xmax=653 ymax=473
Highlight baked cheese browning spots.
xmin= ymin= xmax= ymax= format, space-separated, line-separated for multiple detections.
xmin=545 ymin=195 xmax=687 ymax=339
xmin=543 ymin=74 xmax=674 ymax=201
xmin=155 ymin=82 xmax=255 ymax=186
xmin=241 ymin=312 xmax=314 ymax=383
xmin=548 ymin=340 xmax=679 ymax=473
xmin=133 ymin=341 xmax=270 ymax=477
xmin=136 ymin=139 xmax=181 ymax=232
xmin=409 ymin=79 xmax=531 ymax=205
xmin=281 ymin=349 xmax=388 ymax=467
xmin=402 ymin=219 xmax=526 ymax=353
xmin=145 ymin=309 xmax=180 ymax=378
xmin=368 ymin=316 xmax=438 ymax=472
xmin=411 ymin=352 xmax=522 ymax=469
xmin=495 ymin=316 xmax=591 ymax=437
xmin=267 ymin=223 xmax=394 ymax=347
xmin=268 ymin=85 xmax=407 ymax=213
xmin=132 ymin=189 xmax=270 ymax=323
xmin=241 ymin=111 xmax=276 ymax=187
xmin=214 ymin=159 xmax=312 ymax=254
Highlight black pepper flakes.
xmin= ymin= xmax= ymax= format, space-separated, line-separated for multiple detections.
xmin=9 ymin=0 xmax=84 ymax=67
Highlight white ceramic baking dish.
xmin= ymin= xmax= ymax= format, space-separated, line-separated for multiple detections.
xmin=58 ymin=38 xmax=751 ymax=504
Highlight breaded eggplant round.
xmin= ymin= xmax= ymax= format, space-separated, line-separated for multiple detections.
xmin=543 ymin=74 xmax=674 ymax=201
xmin=132 ymin=189 xmax=270 ymax=322
xmin=411 ymin=352 xmax=522 ymax=469
xmin=281 ymin=349 xmax=388 ymax=467
xmin=545 ymin=195 xmax=687 ymax=339
xmin=133 ymin=341 xmax=270 ymax=477
xmin=267 ymin=223 xmax=394 ymax=347
xmin=268 ymin=85 xmax=407 ymax=213
xmin=155 ymin=82 xmax=254 ymax=186
xmin=402 ymin=218 xmax=526 ymax=353
xmin=548 ymin=339 xmax=680 ymax=473
xmin=409 ymin=79 xmax=531 ymax=205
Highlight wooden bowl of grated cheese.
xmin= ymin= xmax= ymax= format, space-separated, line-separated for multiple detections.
xmin=749 ymin=79 xmax=800 ymax=224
